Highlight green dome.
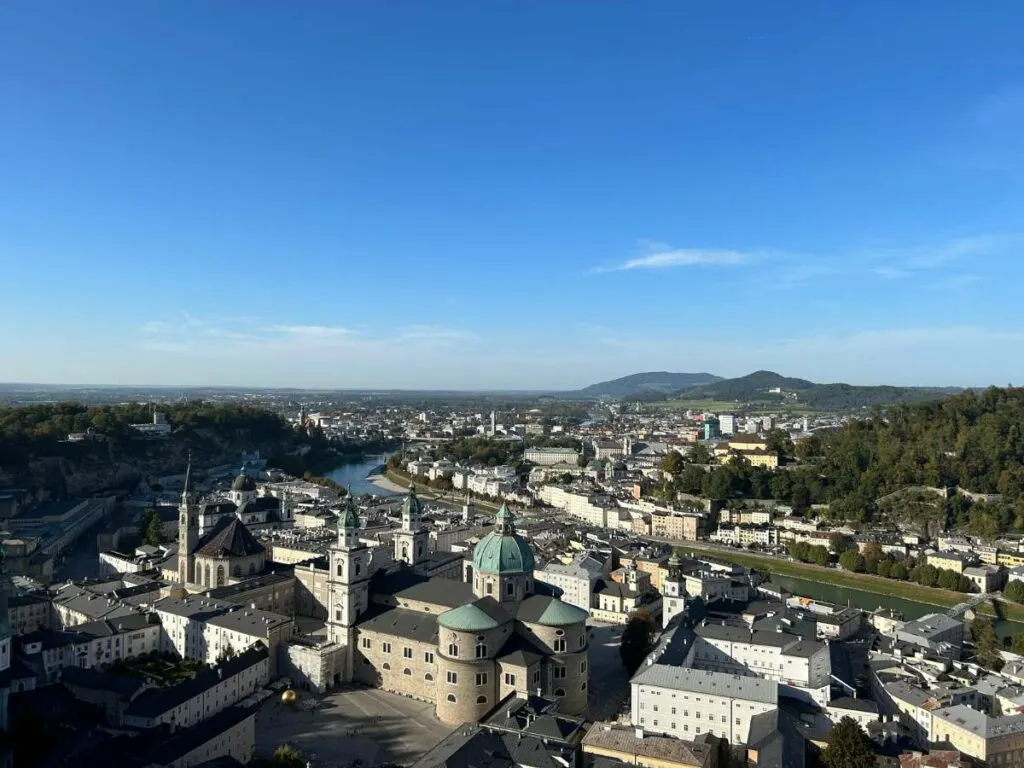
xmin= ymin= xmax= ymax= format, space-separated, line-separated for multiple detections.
xmin=472 ymin=504 xmax=534 ymax=575
xmin=518 ymin=595 xmax=589 ymax=627
xmin=339 ymin=505 xmax=360 ymax=530
xmin=472 ymin=531 xmax=535 ymax=575
xmin=438 ymin=601 xmax=504 ymax=632
xmin=231 ymin=465 xmax=257 ymax=492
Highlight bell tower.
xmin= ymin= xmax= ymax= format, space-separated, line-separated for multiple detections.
xmin=328 ymin=503 xmax=370 ymax=681
xmin=178 ymin=454 xmax=199 ymax=585
xmin=394 ymin=486 xmax=429 ymax=567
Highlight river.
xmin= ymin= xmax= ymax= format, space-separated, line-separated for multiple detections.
xmin=324 ymin=453 xmax=400 ymax=497
xmin=766 ymin=572 xmax=1024 ymax=642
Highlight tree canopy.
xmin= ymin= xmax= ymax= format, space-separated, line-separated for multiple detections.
xmin=821 ymin=716 xmax=875 ymax=768
xmin=619 ymin=608 xmax=656 ymax=675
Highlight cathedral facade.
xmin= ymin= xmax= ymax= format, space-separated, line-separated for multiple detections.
xmin=327 ymin=489 xmax=591 ymax=724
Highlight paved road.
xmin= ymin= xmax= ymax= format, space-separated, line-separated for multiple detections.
xmin=256 ymin=686 xmax=452 ymax=767
xmin=586 ymin=621 xmax=631 ymax=722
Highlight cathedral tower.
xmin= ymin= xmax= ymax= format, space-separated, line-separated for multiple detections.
xmin=328 ymin=502 xmax=370 ymax=680
xmin=393 ymin=486 xmax=429 ymax=567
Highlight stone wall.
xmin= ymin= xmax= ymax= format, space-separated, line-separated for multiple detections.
xmin=353 ymin=628 xmax=438 ymax=703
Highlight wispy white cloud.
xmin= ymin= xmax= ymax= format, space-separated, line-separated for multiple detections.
xmin=137 ymin=315 xmax=477 ymax=355
xmin=590 ymin=241 xmax=752 ymax=274
xmin=866 ymin=233 xmax=1023 ymax=281
xmin=396 ymin=325 xmax=478 ymax=341
xmin=264 ymin=324 xmax=359 ymax=338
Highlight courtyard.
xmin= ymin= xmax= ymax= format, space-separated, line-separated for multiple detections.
xmin=255 ymin=685 xmax=453 ymax=767
xmin=586 ymin=621 xmax=631 ymax=722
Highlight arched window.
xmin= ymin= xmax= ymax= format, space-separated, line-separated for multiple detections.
xmin=216 ymin=565 xmax=225 ymax=586
xmin=425 ymin=673 xmax=434 ymax=682
xmin=554 ymin=638 xmax=567 ymax=652
xmin=582 ymin=682 xmax=587 ymax=691
xmin=447 ymin=694 xmax=457 ymax=703
xmin=506 ymin=582 xmax=514 ymax=597
xmin=232 ymin=564 xmax=241 ymax=577
xmin=579 ymin=635 xmax=585 ymax=648
xmin=355 ymin=562 xmax=361 ymax=576
xmin=382 ymin=662 xmax=390 ymax=670
xmin=448 ymin=643 xmax=459 ymax=657
xmin=486 ymin=582 xmax=493 ymax=595
xmin=476 ymin=695 xmax=487 ymax=704
xmin=475 ymin=642 xmax=487 ymax=659
xmin=554 ymin=688 xmax=565 ymax=696
xmin=402 ymin=544 xmax=409 ymax=560
xmin=417 ymin=544 xmax=424 ymax=558
xmin=204 ymin=564 xmax=211 ymax=586
xmin=403 ymin=668 xmax=412 ymax=676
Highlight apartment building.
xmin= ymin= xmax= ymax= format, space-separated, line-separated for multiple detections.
xmin=525 ymin=447 xmax=581 ymax=466
xmin=631 ymin=665 xmax=778 ymax=745
xmin=650 ymin=512 xmax=701 ymax=541
xmin=123 ymin=644 xmax=270 ymax=730
xmin=538 ymin=486 xmax=614 ymax=528
xmin=930 ymin=705 xmax=1024 ymax=764
xmin=154 ymin=595 xmax=293 ymax=675
xmin=688 ymin=623 xmax=830 ymax=706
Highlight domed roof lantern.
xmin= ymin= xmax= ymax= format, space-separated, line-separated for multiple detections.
xmin=231 ymin=464 xmax=257 ymax=492
xmin=495 ymin=503 xmax=516 ymax=534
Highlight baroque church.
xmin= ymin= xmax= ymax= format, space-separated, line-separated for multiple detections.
xmin=325 ymin=490 xmax=591 ymax=724
xmin=173 ymin=461 xmax=590 ymax=724
xmin=177 ymin=460 xmax=275 ymax=589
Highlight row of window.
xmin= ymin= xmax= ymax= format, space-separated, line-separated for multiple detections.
xmin=638 ymin=718 xmax=733 ymax=737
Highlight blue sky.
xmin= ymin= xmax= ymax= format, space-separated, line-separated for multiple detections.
xmin=3 ymin=2 xmax=1024 ymax=390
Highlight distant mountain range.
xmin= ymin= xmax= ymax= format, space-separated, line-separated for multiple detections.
xmin=571 ymin=371 xmax=723 ymax=399
xmin=569 ymin=369 xmax=962 ymax=409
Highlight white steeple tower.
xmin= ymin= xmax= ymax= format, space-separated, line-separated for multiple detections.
xmin=178 ymin=454 xmax=199 ymax=585
xmin=394 ymin=485 xmax=429 ymax=567
xmin=328 ymin=501 xmax=370 ymax=680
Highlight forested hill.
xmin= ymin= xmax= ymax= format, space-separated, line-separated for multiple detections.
xmin=0 ymin=402 xmax=301 ymax=496
xmin=570 ymin=371 xmax=722 ymax=398
xmin=678 ymin=370 xmax=960 ymax=409
xmin=800 ymin=387 xmax=1024 ymax=533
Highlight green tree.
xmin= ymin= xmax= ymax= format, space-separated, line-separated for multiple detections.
xmin=891 ymin=562 xmax=908 ymax=580
xmin=821 ymin=716 xmax=875 ymax=768
xmin=661 ymin=452 xmax=686 ymax=477
xmin=141 ymin=508 xmax=164 ymax=546
xmin=619 ymin=608 xmax=657 ymax=675
xmin=972 ymin=616 xmax=1003 ymax=670
xmin=688 ymin=443 xmax=713 ymax=465
xmin=838 ymin=550 xmax=864 ymax=573
xmin=876 ymin=559 xmax=892 ymax=578
xmin=1006 ymin=580 xmax=1024 ymax=603
xmin=1011 ymin=632 xmax=1024 ymax=656
xmin=765 ymin=428 xmax=794 ymax=456
xmin=270 ymin=744 xmax=306 ymax=768
xmin=918 ymin=564 xmax=938 ymax=588
xmin=937 ymin=569 xmax=960 ymax=591
xmin=810 ymin=545 xmax=830 ymax=567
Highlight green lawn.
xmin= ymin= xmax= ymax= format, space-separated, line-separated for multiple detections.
xmin=646 ymin=399 xmax=740 ymax=411
xmin=107 ymin=653 xmax=210 ymax=686
xmin=676 ymin=541 xmax=1024 ymax=623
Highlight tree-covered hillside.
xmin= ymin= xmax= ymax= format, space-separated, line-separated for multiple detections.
xmin=799 ymin=387 xmax=1024 ymax=533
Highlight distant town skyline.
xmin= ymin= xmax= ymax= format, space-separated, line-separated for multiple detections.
xmin=3 ymin=4 xmax=1024 ymax=389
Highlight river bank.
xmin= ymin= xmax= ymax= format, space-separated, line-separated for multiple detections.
xmin=383 ymin=470 xmax=501 ymax=512
xmin=675 ymin=540 xmax=1024 ymax=625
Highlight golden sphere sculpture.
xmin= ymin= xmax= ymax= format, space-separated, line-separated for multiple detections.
xmin=281 ymin=689 xmax=298 ymax=705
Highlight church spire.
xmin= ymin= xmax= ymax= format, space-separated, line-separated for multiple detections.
xmin=181 ymin=451 xmax=193 ymax=503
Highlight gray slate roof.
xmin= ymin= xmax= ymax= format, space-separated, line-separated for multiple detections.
xmin=631 ymin=664 xmax=778 ymax=704
xmin=196 ymin=517 xmax=265 ymax=558
xmin=358 ymin=607 xmax=439 ymax=645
